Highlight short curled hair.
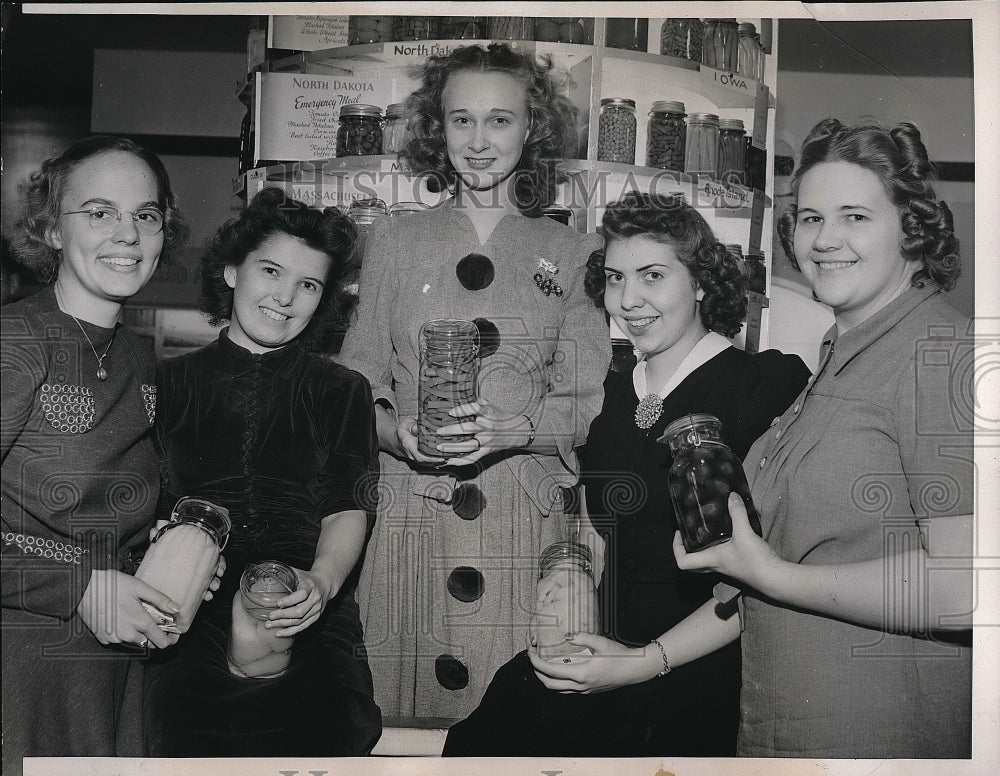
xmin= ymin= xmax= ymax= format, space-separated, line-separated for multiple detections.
xmin=9 ymin=135 xmax=188 ymax=282
xmin=401 ymin=43 xmax=578 ymax=215
xmin=585 ymin=192 xmax=748 ymax=338
xmin=200 ymin=187 xmax=358 ymax=348
xmin=777 ymin=118 xmax=961 ymax=290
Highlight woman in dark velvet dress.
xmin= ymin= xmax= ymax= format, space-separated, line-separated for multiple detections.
xmin=143 ymin=188 xmax=382 ymax=757
xmin=444 ymin=192 xmax=810 ymax=757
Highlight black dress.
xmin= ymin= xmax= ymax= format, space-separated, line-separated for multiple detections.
xmin=142 ymin=330 xmax=382 ymax=757
xmin=444 ymin=346 xmax=810 ymax=757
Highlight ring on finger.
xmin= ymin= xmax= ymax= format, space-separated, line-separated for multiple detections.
xmin=471 ymin=436 xmax=481 ymax=451
xmin=137 ymin=638 xmax=148 ymax=648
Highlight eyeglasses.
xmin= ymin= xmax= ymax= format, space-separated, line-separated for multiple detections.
xmin=61 ymin=206 xmax=165 ymax=236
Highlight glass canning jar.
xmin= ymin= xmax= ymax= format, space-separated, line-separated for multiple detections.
xmin=228 ymin=560 xmax=300 ymax=678
xmin=684 ymin=113 xmax=720 ymax=177
xmin=717 ymin=118 xmax=747 ymax=185
xmin=658 ymin=413 xmax=761 ymax=552
xmin=701 ymin=18 xmax=738 ymax=71
xmin=348 ymin=16 xmax=395 ymax=45
xmin=606 ymin=18 xmax=648 ymax=51
xmin=659 ymin=18 xmax=704 ymax=60
xmin=134 ymin=497 xmax=231 ymax=634
xmin=418 ymin=319 xmax=480 ymax=458
xmin=737 ymin=22 xmax=759 ymax=79
xmin=381 ymin=103 xmax=408 ymax=155
xmin=530 ymin=542 xmax=600 ymax=661
xmin=645 ymin=100 xmax=686 ymax=171
xmin=336 ymin=104 xmax=384 ymax=156
xmin=597 ymin=98 xmax=637 ymax=164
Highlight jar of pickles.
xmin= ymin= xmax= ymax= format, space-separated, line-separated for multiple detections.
xmin=701 ymin=18 xmax=739 ymax=71
xmin=658 ymin=413 xmax=761 ymax=552
xmin=737 ymin=22 xmax=759 ymax=79
xmin=659 ymin=18 xmax=704 ymax=61
xmin=597 ymin=98 xmax=637 ymax=164
xmin=717 ymin=118 xmax=746 ymax=185
xmin=684 ymin=113 xmax=719 ymax=178
xmin=336 ymin=104 xmax=383 ymax=157
xmin=382 ymin=103 xmax=408 ymax=155
xmin=134 ymin=497 xmax=231 ymax=634
xmin=530 ymin=542 xmax=600 ymax=661
xmin=418 ymin=319 xmax=480 ymax=458
xmin=645 ymin=101 xmax=686 ymax=171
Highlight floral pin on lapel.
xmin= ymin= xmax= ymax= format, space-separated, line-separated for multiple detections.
xmin=533 ymin=258 xmax=563 ymax=297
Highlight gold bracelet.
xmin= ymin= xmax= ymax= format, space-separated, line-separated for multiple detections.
xmin=521 ymin=414 xmax=536 ymax=447
xmin=650 ymin=638 xmax=671 ymax=677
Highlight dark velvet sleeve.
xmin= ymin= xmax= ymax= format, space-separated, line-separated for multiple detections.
xmin=315 ymin=367 xmax=379 ymax=532
xmin=725 ymin=350 xmax=811 ymax=459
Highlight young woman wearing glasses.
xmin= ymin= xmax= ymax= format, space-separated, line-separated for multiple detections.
xmin=1 ymin=135 xmax=194 ymax=774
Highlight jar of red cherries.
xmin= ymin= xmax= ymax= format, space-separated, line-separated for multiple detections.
xmin=658 ymin=413 xmax=761 ymax=552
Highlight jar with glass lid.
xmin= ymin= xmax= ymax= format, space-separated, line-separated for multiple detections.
xmin=657 ymin=413 xmax=761 ymax=552
xmin=529 ymin=541 xmax=600 ymax=661
xmin=336 ymin=104 xmax=384 ymax=157
xmin=645 ymin=101 xmax=686 ymax=171
xmin=134 ymin=497 xmax=231 ymax=634
xmin=701 ymin=18 xmax=738 ymax=71
xmin=228 ymin=560 xmax=300 ymax=678
xmin=382 ymin=103 xmax=408 ymax=155
xmin=717 ymin=118 xmax=747 ymax=185
xmin=597 ymin=98 xmax=637 ymax=164
xmin=684 ymin=113 xmax=719 ymax=178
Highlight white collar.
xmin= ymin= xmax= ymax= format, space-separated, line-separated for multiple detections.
xmin=633 ymin=331 xmax=732 ymax=401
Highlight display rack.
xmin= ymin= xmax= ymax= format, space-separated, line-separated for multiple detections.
xmin=237 ymin=16 xmax=779 ymax=351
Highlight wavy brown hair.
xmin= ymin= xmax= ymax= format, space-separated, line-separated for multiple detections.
xmin=9 ymin=135 xmax=188 ymax=283
xmin=199 ymin=187 xmax=358 ymax=348
xmin=400 ymin=43 xmax=578 ymax=216
xmin=585 ymin=192 xmax=748 ymax=338
xmin=777 ymin=118 xmax=960 ymax=290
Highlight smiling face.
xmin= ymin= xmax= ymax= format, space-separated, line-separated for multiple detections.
xmin=47 ymin=151 xmax=164 ymax=315
xmin=793 ymin=161 xmax=919 ymax=332
xmin=603 ymin=235 xmax=707 ymax=366
xmin=223 ymin=232 xmax=333 ymax=353
xmin=442 ymin=70 xmax=530 ymax=193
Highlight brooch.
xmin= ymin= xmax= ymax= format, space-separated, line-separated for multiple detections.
xmin=533 ymin=258 xmax=563 ymax=297
xmin=634 ymin=393 xmax=665 ymax=430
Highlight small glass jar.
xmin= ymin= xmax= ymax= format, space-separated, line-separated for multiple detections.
xmin=229 ymin=560 xmax=299 ymax=678
xmin=684 ymin=112 xmax=719 ymax=177
xmin=737 ymin=22 xmax=759 ymax=79
xmin=606 ymin=18 xmax=648 ymax=51
xmin=382 ymin=103 xmax=408 ymax=155
xmin=134 ymin=497 xmax=231 ymax=634
xmin=530 ymin=542 xmax=600 ymax=661
xmin=725 ymin=243 xmax=746 ymax=280
xmin=659 ymin=18 xmax=704 ymax=60
xmin=336 ymin=104 xmax=384 ymax=157
xmin=446 ymin=16 xmax=487 ymax=39
xmin=489 ymin=16 xmax=534 ymax=40
xmin=346 ymin=198 xmax=387 ymax=272
xmin=597 ymin=98 xmax=637 ymax=164
xmin=717 ymin=118 xmax=747 ymax=185
xmin=754 ymin=32 xmax=766 ymax=81
xmin=418 ymin=319 xmax=480 ymax=458
xmin=658 ymin=413 xmax=761 ymax=552
xmin=701 ymin=18 xmax=738 ymax=71
xmin=645 ymin=100 xmax=686 ymax=171
xmin=744 ymin=250 xmax=767 ymax=294
xmin=348 ymin=16 xmax=395 ymax=45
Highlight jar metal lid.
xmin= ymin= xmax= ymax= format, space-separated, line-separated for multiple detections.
xmin=339 ymin=104 xmax=383 ymax=118
xmin=649 ymin=100 xmax=686 ymax=115
xmin=687 ymin=112 xmax=720 ymax=124
xmin=658 ymin=412 xmax=724 ymax=445
xmin=600 ymin=97 xmax=636 ymax=109
xmin=385 ymin=103 xmax=406 ymax=118
xmin=718 ymin=118 xmax=745 ymax=131
xmin=738 ymin=22 xmax=758 ymax=34
xmin=725 ymin=243 xmax=744 ymax=256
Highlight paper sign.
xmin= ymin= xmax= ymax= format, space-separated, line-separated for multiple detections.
xmin=270 ymin=15 xmax=349 ymax=51
xmin=254 ymin=71 xmax=395 ymax=162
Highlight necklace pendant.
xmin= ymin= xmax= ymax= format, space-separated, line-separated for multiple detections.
xmin=97 ymin=367 xmax=108 ymax=381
